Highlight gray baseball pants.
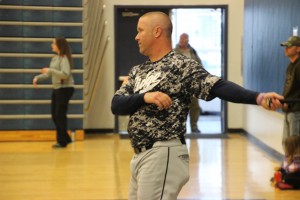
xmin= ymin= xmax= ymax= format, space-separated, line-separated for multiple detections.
xmin=128 ymin=139 xmax=190 ymax=200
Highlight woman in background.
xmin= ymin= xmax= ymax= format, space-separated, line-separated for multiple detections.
xmin=33 ymin=37 xmax=75 ymax=148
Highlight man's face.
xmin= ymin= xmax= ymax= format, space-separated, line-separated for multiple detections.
xmin=284 ymin=46 xmax=300 ymax=59
xmin=179 ymin=34 xmax=189 ymax=48
xmin=135 ymin=16 xmax=154 ymax=56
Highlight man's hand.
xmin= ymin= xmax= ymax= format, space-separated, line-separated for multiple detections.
xmin=144 ymin=91 xmax=172 ymax=110
xmin=258 ymin=92 xmax=285 ymax=110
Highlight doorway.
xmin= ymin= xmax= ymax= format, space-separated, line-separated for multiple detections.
xmin=114 ymin=6 xmax=227 ymax=137
xmin=171 ymin=8 xmax=224 ymax=135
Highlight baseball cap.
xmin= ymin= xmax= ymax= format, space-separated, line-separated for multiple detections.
xmin=280 ymin=36 xmax=300 ymax=47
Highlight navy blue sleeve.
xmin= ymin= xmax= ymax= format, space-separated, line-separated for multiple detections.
xmin=111 ymin=93 xmax=146 ymax=115
xmin=210 ymin=79 xmax=259 ymax=105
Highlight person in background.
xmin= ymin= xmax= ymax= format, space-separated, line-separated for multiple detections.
xmin=280 ymin=36 xmax=300 ymax=145
xmin=111 ymin=11 xmax=284 ymax=200
xmin=272 ymin=135 xmax=300 ymax=190
xmin=33 ymin=37 xmax=75 ymax=148
xmin=174 ymin=33 xmax=202 ymax=133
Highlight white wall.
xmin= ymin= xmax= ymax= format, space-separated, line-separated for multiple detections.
xmin=93 ymin=0 xmax=284 ymax=153
xmin=245 ymin=106 xmax=284 ymax=154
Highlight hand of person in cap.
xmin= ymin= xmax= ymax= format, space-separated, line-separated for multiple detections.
xmin=257 ymin=92 xmax=285 ymax=110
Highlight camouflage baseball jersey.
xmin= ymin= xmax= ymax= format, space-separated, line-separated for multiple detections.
xmin=114 ymin=51 xmax=220 ymax=149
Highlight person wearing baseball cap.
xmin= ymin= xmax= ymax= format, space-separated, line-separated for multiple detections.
xmin=280 ymin=36 xmax=300 ymax=146
xmin=281 ymin=36 xmax=300 ymax=47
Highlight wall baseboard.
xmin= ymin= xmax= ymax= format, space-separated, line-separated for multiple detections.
xmin=84 ymin=129 xmax=114 ymax=134
xmin=240 ymin=130 xmax=283 ymax=163
xmin=0 ymin=130 xmax=84 ymax=142
xmin=227 ymin=128 xmax=244 ymax=133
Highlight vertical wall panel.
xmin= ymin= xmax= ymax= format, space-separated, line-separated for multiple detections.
xmin=243 ymin=0 xmax=300 ymax=94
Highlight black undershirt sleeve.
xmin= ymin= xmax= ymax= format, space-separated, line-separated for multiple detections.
xmin=111 ymin=93 xmax=146 ymax=115
xmin=210 ymin=79 xmax=259 ymax=105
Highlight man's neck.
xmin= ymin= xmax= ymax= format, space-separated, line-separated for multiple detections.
xmin=179 ymin=45 xmax=188 ymax=49
xmin=149 ymin=43 xmax=172 ymax=62
xmin=290 ymin=54 xmax=300 ymax=63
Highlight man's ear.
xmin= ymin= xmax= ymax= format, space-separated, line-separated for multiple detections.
xmin=153 ymin=26 xmax=162 ymax=38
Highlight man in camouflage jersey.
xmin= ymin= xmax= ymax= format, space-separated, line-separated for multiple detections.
xmin=111 ymin=11 xmax=284 ymax=200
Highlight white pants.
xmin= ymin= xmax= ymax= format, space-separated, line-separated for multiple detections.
xmin=128 ymin=139 xmax=190 ymax=200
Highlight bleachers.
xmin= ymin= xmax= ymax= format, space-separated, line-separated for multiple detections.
xmin=0 ymin=0 xmax=84 ymax=140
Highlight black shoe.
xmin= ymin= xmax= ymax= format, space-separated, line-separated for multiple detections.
xmin=191 ymin=128 xmax=201 ymax=133
xmin=52 ymin=143 xmax=67 ymax=148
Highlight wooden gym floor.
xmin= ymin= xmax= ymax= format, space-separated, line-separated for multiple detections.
xmin=0 ymin=133 xmax=299 ymax=200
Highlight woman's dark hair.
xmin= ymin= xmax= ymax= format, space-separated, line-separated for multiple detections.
xmin=284 ymin=135 xmax=300 ymax=164
xmin=55 ymin=36 xmax=73 ymax=68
